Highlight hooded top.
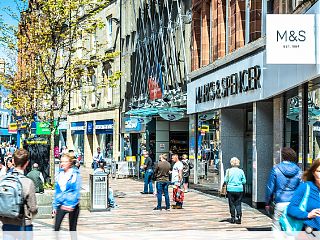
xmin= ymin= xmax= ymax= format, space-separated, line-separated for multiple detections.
xmin=52 ymin=168 xmax=81 ymax=210
xmin=287 ymin=181 xmax=320 ymax=231
xmin=265 ymin=161 xmax=301 ymax=205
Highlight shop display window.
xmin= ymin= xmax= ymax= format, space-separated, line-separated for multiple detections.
xmin=308 ymin=87 xmax=320 ymax=164
xmin=285 ymin=94 xmax=300 ymax=156
xmin=98 ymin=134 xmax=113 ymax=159
xmin=197 ymin=111 xmax=220 ymax=188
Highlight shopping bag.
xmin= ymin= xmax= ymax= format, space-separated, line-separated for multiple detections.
xmin=279 ymin=183 xmax=310 ymax=234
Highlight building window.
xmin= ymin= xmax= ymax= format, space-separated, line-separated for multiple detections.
xmin=90 ymin=30 xmax=97 ymax=54
xmin=107 ymin=16 xmax=113 ymax=48
xmin=107 ymin=68 xmax=113 ymax=103
xmin=107 ymin=16 xmax=112 ymax=39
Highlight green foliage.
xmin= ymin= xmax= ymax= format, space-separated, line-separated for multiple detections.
xmin=0 ymin=0 xmax=121 ymax=127
xmin=43 ymin=182 xmax=54 ymax=190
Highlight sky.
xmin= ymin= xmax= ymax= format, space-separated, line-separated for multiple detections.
xmin=0 ymin=0 xmax=21 ymax=60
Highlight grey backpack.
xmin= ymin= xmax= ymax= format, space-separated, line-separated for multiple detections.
xmin=0 ymin=173 xmax=24 ymax=218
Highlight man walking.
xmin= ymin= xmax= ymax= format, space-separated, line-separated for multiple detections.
xmin=27 ymin=163 xmax=45 ymax=193
xmin=140 ymin=151 xmax=154 ymax=194
xmin=153 ymin=154 xmax=171 ymax=210
xmin=265 ymin=147 xmax=301 ymax=230
xmin=171 ymin=154 xmax=184 ymax=209
xmin=0 ymin=149 xmax=38 ymax=231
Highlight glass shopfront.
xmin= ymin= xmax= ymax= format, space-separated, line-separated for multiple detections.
xmin=284 ymin=89 xmax=300 ymax=158
xmin=71 ymin=122 xmax=85 ymax=157
xmin=96 ymin=120 xmax=114 ymax=159
xmin=196 ymin=111 xmax=220 ymax=188
xmin=284 ymin=81 xmax=320 ymax=169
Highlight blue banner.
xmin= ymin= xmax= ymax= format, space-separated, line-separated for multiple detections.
xmin=71 ymin=122 xmax=85 ymax=135
xmin=124 ymin=118 xmax=142 ymax=132
xmin=95 ymin=120 xmax=113 ymax=135
xmin=87 ymin=121 xmax=94 ymax=135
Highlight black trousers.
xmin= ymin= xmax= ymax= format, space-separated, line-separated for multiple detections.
xmin=227 ymin=191 xmax=243 ymax=218
xmin=54 ymin=204 xmax=80 ymax=231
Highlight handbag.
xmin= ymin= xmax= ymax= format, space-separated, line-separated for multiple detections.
xmin=220 ymin=169 xmax=229 ymax=197
xmin=279 ymin=183 xmax=310 ymax=234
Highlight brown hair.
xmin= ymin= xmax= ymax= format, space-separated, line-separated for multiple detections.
xmin=281 ymin=147 xmax=297 ymax=163
xmin=302 ymin=159 xmax=320 ymax=182
xmin=13 ymin=149 xmax=29 ymax=167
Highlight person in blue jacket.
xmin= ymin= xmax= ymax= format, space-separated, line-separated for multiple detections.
xmin=52 ymin=153 xmax=82 ymax=231
xmin=265 ymin=147 xmax=301 ymax=230
xmin=287 ymin=159 xmax=320 ymax=234
xmin=224 ymin=157 xmax=246 ymax=224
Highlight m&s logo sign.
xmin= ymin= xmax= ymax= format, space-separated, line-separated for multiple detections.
xmin=266 ymin=14 xmax=315 ymax=64
xmin=276 ymin=30 xmax=306 ymax=42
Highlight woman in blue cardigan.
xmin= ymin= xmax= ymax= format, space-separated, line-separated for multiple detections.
xmin=287 ymin=159 xmax=320 ymax=233
xmin=224 ymin=157 xmax=246 ymax=224
xmin=52 ymin=153 xmax=82 ymax=231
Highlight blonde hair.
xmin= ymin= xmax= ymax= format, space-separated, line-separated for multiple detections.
xmin=161 ymin=154 xmax=168 ymax=160
xmin=230 ymin=157 xmax=240 ymax=167
xmin=182 ymin=154 xmax=188 ymax=159
xmin=61 ymin=153 xmax=74 ymax=162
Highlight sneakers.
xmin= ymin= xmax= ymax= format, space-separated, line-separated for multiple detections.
xmin=153 ymin=207 xmax=161 ymax=211
xmin=230 ymin=218 xmax=236 ymax=224
xmin=236 ymin=217 xmax=241 ymax=224
xmin=140 ymin=192 xmax=148 ymax=194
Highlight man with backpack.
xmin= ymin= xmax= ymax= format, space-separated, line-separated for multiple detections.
xmin=0 ymin=149 xmax=38 ymax=231
xmin=140 ymin=151 xmax=154 ymax=194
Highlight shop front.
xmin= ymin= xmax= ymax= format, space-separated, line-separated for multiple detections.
xmin=95 ymin=120 xmax=114 ymax=160
xmin=70 ymin=121 xmax=85 ymax=157
xmin=67 ymin=109 xmax=120 ymax=168
xmin=188 ymin=6 xmax=319 ymax=207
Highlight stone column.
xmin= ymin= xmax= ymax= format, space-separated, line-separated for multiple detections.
xmin=252 ymin=101 xmax=273 ymax=208
xmin=155 ymin=119 xmax=169 ymax=162
xmin=220 ymin=108 xmax=245 ymax=186
xmin=273 ymin=96 xmax=284 ymax=165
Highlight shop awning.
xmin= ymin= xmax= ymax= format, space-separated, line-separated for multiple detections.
xmin=125 ymin=107 xmax=186 ymax=121
xmin=287 ymin=107 xmax=320 ymax=124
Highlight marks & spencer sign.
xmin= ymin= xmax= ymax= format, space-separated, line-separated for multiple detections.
xmin=266 ymin=14 xmax=315 ymax=64
xmin=187 ymin=52 xmax=264 ymax=114
xmin=195 ymin=65 xmax=261 ymax=104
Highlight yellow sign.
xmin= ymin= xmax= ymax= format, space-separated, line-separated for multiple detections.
xmin=126 ymin=156 xmax=136 ymax=162
xmin=199 ymin=125 xmax=209 ymax=132
xmin=8 ymin=123 xmax=17 ymax=133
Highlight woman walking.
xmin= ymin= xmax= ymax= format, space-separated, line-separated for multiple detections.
xmin=286 ymin=159 xmax=320 ymax=235
xmin=224 ymin=157 xmax=246 ymax=224
xmin=52 ymin=153 xmax=82 ymax=231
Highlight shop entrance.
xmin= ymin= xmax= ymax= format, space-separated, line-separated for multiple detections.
xmin=196 ymin=112 xmax=220 ymax=189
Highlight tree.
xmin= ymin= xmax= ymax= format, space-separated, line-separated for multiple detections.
xmin=0 ymin=0 xmax=121 ymax=183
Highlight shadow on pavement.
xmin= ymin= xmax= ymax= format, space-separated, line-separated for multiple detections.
xmin=246 ymin=227 xmax=272 ymax=231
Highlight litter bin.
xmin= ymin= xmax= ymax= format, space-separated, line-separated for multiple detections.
xmin=89 ymin=173 xmax=110 ymax=211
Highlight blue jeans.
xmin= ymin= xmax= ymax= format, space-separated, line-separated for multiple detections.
xmin=143 ymin=169 xmax=153 ymax=193
xmin=2 ymin=224 xmax=33 ymax=240
xmin=156 ymin=181 xmax=170 ymax=209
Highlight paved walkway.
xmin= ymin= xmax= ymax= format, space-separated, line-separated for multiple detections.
xmin=33 ymin=169 xmax=271 ymax=232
